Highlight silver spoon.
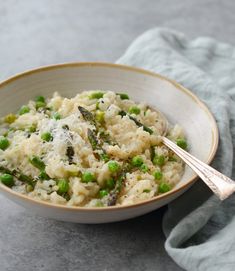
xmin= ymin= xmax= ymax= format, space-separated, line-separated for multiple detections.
xmin=158 ymin=111 xmax=235 ymax=200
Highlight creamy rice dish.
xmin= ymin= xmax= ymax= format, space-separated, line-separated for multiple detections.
xmin=0 ymin=91 xmax=187 ymax=207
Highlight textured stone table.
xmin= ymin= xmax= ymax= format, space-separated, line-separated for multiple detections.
xmin=1 ymin=1 xmax=235 ymax=270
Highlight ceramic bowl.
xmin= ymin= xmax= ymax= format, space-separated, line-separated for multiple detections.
xmin=0 ymin=63 xmax=218 ymax=223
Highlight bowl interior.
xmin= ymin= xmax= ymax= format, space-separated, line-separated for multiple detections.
xmin=0 ymin=63 xmax=218 ymax=196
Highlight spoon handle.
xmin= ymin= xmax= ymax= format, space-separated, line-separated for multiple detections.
xmin=162 ymin=137 xmax=235 ymax=200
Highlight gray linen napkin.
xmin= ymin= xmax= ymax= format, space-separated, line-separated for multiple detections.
xmin=117 ymin=28 xmax=235 ymax=271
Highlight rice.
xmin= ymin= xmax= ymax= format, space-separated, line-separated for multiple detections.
xmin=0 ymin=91 xmax=186 ymax=207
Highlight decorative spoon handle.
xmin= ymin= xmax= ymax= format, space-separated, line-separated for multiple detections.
xmin=162 ymin=137 xmax=235 ymax=200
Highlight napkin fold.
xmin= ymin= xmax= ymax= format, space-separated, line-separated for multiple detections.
xmin=117 ymin=28 xmax=235 ymax=271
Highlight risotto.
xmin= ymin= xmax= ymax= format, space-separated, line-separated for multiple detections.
xmin=0 ymin=91 xmax=187 ymax=207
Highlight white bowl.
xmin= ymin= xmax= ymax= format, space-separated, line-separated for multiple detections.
xmin=0 ymin=62 xmax=218 ymax=223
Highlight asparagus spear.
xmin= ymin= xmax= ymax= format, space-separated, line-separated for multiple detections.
xmin=107 ymin=165 xmax=129 ymax=206
xmin=78 ymin=106 xmax=112 ymax=161
xmin=66 ymin=145 xmax=75 ymax=164
xmin=0 ymin=166 xmax=36 ymax=187
xmin=119 ymin=110 xmax=153 ymax=134
xmin=87 ymin=128 xmax=99 ymax=150
xmin=78 ymin=106 xmax=95 ymax=125
xmin=87 ymin=129 xmax=109 ymax=162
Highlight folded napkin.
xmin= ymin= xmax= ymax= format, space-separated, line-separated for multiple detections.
xmin=117 ymin=28 xmax=235 ymax=271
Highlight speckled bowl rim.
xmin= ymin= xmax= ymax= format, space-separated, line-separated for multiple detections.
xmin=0 ymin=62 xmax=219 ymax=211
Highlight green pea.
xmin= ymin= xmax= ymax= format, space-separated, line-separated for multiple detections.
xmin=159 ymin=182 xmax=171 ymax=193
xmin=29 ymin=124 xmax=37 ymax=133
xmin=128 ymin=106 xmax=141 ymax=115
xmin=95 ymin=110 xmax=105 ymax=123
xmin=81 ymin=172 xmax=95 ymax=183
xmin=153 ymin=155 xmax=165 ymax=166
xmin=131 ymin=156 xmax=144 ymax=167
xmin=36 ymin=101 xmax=46 ymax=110
xmin=176 ymin=139 xmax=188 ymax=150
xmin=53 ymin=112 xmax=61 ymax=120
xmin=19 ymin=105 xmax=30 ymax=115
xmin=154 ymin=171 xmax=163 ymax=180
xmin=117 ymin=93 xmax=129 ymax=100
xmin=0 ymin=136 xmax=10 ymax=150
xmin=41 ymin=132 xmax=53 ymax=142
xmin=100 ymin=153 xmax=109 ymax=162
xmin=0 ymin=173 xmax=14 ymax=187
xmin=35 ymin=96 xmax=45 ymax=103
xmin=89 ymin=92 xmax=104 ymax=99
xmin=108 ymin=160 xmax=120 ymax=173
xmin=99 ymin=189 xmax=108 ymax=198
xmin=29 ymin=156 xmax=45 ymax=170
xmin=140 ymin=164 xmax=148 ymax=173
xmin=57 ymin=179 xmax=69 ymax=194
xmin=106 ymin=178 xmax=115 ymax=189
xmin=4 ymin=113 xmax=17 ymax=124
xmin=26 ymin=184 xmax=34 ymax=192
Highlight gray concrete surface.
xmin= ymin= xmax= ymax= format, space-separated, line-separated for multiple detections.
xmin=1 ymin=1 xmax=235 ymax=270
